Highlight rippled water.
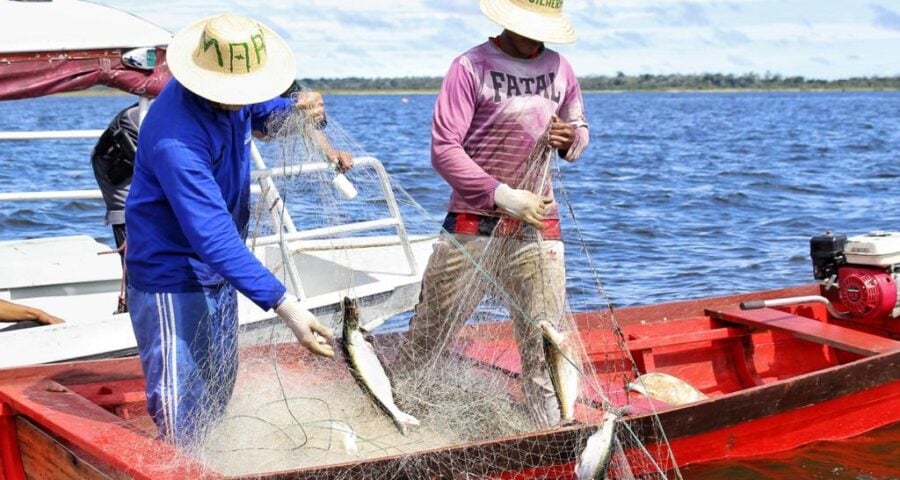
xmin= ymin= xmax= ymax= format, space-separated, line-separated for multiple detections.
xmin=681 ymin=422 xmax=900 ymax=480
xmin=3 ymin=92 xmax=900 ymax=307
xmin=1 ymin=91 xmax=898 ymax=478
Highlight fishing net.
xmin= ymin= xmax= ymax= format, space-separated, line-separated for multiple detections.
xmin=137 ymin=91 xmax=683 ymax=480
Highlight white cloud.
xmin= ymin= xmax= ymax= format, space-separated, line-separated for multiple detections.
xmin=99 ymin=0 xmax=900 ymax=79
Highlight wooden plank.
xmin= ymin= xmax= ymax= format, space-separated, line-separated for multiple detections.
xmin=627 ymin=327 xmax=749 ymax=351
xmin=586 ymin=327 xmax=749 ymax=358
xmin=65 ymin=379 xmax=146 ymax=409
xmin=16 ymin=417 xmax=111 ymax=480
xmin=709 ymin=308 xmax=900 ymax=356
xmin=573 ymin=284 xmax=821 ymax=329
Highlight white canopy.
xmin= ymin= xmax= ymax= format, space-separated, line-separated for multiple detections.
xmin=0 ymin=0 xmax=171 ymax=54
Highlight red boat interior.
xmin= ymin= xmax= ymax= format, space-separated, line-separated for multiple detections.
xmin=454 ymin=295 xmax=899 ymax=415
xmin=1 ymin=285 xmax=898 ymax=479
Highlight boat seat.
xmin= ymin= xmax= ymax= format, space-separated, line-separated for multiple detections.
xmin=584 ymin=326 xmax=750 ymax=359
xmin=707 ymin=307 xmax=900 ymax=357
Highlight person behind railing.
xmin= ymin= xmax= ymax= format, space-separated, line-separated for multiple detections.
xmin=293 ymin=88 xmax=354 ymax=172
xmin=256 ymin=81 xmax=354 ymax=172
xmin=0 ymin=299 xmax=64 ymax=332
xmin=91 ymin=100 xmax=150 ymax=314
xmin=124 ymin=13 xmax=339 ymax=448
xmin=400 ymin=0 xmax=589 ymax=428
xmin=91 ymin=80 xmax=347 ymax=317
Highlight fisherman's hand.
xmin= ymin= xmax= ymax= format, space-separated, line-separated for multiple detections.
xmin=327 ymin=149 xmax=354 ymax=173
xmin=549 ymin=114 xmax=575 ymax=151
xmin=494 ymin=183 xmax=553 ymax=230
xmin=0 ymin=299 xmax=64 ymax=325
xmin=34 ymin=309 xmax=65 ymax=325
xmin=296 ymin=91 xmax=326 ymax=127
xmin=275 ymin=296 xmax=335 ymax=357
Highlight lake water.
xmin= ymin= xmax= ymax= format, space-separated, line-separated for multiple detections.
xmin=1 ymin=91 xmax=898 ymax=479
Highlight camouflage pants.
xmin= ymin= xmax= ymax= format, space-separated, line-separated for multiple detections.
xmin=403 ymin=232 xmax=567 ymax=428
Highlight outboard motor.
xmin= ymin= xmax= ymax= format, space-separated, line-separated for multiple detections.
xmin=811 ymin=231 xmax=900 ymax=324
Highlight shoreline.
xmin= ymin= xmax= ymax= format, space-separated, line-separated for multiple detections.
xmin=52 ymin=86 xmax=900 ymax=98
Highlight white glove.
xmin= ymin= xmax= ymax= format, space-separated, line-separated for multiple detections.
xmin=275 ymin=296 xmax=335 ymax=357
xmin=494 ymin=183 xmax=553 ymax=230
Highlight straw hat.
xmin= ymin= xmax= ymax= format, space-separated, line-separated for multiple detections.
xmin=480 ymin=0 xmax=576 ymax=44
xmin=166 ymin=13 xmax=296 ymax=105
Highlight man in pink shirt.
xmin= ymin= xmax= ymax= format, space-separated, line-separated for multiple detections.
xmin=403 ymin=0 xmax=589 ymax=427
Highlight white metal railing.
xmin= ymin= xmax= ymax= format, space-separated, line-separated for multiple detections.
xmin=250 ymin=142 xmax=306 ymax=298
xmin=0 ymin=189 xmax=103 ymax=201
xmin=0 ymin=130 xmax=104 ymax=140
xmin=0 ymin=128 xmax=106 ymax=202
xmin=0 ymin=130 xmax=419 ymax=300
xmin=0 ymin=186 xmax=264 ymax=201
xmin=250 ymin=155 xmax=419 ymax=280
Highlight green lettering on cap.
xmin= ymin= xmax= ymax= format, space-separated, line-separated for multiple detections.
xmin=529 ymin=0 xmax=563 ymax=7
xmin=200 ymin=31 xmax=223 ymax=67
xmin=251 ymin=31 xmax=267 ymax=66
xmin=229 ymin=42 xmax=251 ymax=73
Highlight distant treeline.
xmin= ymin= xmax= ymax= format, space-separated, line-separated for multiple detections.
xmin=298 ymin=73 xmax=900 ymax=92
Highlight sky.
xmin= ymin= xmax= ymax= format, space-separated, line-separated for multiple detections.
xmin=103 ymin=0 xmax=900 ymax=80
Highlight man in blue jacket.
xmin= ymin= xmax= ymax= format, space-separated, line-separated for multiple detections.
xmin=125 ymin=13 xmax=333 ymax=446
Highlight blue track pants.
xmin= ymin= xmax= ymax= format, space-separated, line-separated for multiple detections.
xmin=127 ymin=284 xmax=239 ymax=447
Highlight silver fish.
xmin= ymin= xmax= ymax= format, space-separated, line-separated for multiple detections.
xmin=575 ymin=409 xmax=620 ymax=480
xmin=539 ymin=321 xmax=581 ymax=424
xmin=627 ymin=372 xmax=707 ymax=406
xmin=341 ymin=297 xmax=420 ymax=435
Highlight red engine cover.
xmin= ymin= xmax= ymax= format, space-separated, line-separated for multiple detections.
xmin=837 ymin=266 xmax=897 ymax=321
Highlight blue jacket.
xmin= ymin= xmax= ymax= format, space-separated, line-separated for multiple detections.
xmin=125 ymin=80 xmax=290 ymax=310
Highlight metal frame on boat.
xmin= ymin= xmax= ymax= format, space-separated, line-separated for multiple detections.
xmin=0 ymin=0 xmax=434 ymax=367
xmin=0 ymin=127 xmax=435 ymax=367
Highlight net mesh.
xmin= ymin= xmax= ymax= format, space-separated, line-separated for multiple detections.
xmin=137 ymin=92 xmax=683 ymax=480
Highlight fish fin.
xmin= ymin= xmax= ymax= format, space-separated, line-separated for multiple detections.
xmin=625 ymin=380 xmax=645 ymax=395
xmin=399 ymin=412 xmax=421 ymax=426
xmin=393 ymin=411 xmax=420 ymax=436
xmin=331 ymin=421 xmax=359 ymax=455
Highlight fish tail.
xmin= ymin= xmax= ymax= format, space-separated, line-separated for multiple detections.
xmin=391 ymin=411 xmax=420 ymax=436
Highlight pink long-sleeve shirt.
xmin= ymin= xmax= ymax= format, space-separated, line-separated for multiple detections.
xmin=431 ymin=40 xmax=589 ymax=218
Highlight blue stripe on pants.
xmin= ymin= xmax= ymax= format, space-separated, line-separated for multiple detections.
xmin=127 ymin=284 xmax=238 ymax=447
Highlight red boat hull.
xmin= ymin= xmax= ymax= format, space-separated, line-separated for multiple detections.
xmin=1 ymin=285 xmax=898 ymax=479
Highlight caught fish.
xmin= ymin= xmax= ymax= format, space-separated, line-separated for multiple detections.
xmin=539 ymin=321 xmax=581 ymax=424
xmin=341 ymin=297 xmax=420 ymax=435
xmin=330 ymin=421 xmax=358 ymax=455
xmin=627 ymin=372 xmax=707 ymax=406
xmin=575 ymin=409 xmax=620 ymax=480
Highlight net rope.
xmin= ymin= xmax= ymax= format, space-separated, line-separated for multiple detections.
xmin=133 ymin=92 xmax=683 ymax=480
